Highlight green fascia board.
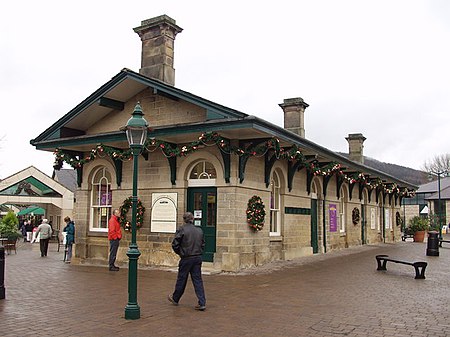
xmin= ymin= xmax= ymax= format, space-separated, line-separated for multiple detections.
xmin=31 ymin=69 xmax=247 ymax=145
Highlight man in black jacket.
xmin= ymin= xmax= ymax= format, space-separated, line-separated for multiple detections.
xmin=168 ymin=212 xmax=206 ymax=311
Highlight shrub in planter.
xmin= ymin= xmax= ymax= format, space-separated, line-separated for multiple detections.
xmin=0 ymin=211 xmax=20 ymax=240
xmin=407 ymin=216 xmax=429 ymax=234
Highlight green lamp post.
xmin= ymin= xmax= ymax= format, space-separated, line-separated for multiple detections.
xmin=123 ymin=102 xmax=148 ymax=320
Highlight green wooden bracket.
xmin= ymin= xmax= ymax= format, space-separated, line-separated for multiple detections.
xmin=238 ymin=138 xmax=271 ymax=184
xmin=265 ymin=152 xmax=277 ymax=188
xmin=306 ymin=170 xmax=313 ymax=195
xmin=359 ymin=183 xmax=364 ymax=201
xmin=216 ymin=139 xmax=231 ymax=183
xmin=239 ymin=154 xmax=250 ymax=184
xmin=323 ymin=175 xmax=332 ymax=197
xmin=113 ymin=159 xmax=123 ymax=187
xmin=167 ymin=156 xmax=177 ymax=185
xmin=288 ymin=160 xmax=305 ymax=192
xmin=349 ymin=182 xmax=355 ymax=200
xmin=76 ymin=165 xmax=83 ymax=188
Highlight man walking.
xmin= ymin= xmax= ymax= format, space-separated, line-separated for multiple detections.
xmin=108 ymin=209 xmax=122 ymax=271
xmin=168 ymin=212 xmax=206 ymax=311
xmin=34 ymin=219 xmax=52 ymax=257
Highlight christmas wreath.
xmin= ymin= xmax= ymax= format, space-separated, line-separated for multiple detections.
xmin=352 ymin=207 xmax=360 ymax=225
xmin=119 ymin=196 xmax=145 ymax=231
xmin=246 ymin=195 xmax=266 ymax=232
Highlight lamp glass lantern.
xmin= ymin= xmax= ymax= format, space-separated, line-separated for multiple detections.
xmin=125 ymin=102 xmax=148 ymax=149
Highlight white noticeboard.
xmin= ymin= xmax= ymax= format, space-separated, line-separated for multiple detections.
xmin=370 ymin=208 xmax=376 ymax=230
xmin=151 ymin=193 xmax=178 ymax=233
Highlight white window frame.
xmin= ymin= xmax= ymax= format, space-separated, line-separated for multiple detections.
xmin=270 ymin=171 xmax=281 ymax=236
xmin=90 ymin=167 xmax=112 ymax=232
xmin=339 ymin=187 xmax=347 ymax=233
xmin=188 ymin=160 xmax=217 ymax=187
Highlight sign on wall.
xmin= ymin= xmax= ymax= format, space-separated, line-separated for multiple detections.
xmin=385 ymin=209 xmax=391 ymax=230
xmin=151 ymin=193 xmax=178 ymax=233
xmin=329 ymin=204 xmax=337 ymax=232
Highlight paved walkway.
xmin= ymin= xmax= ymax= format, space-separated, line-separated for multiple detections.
xmin=1 ymin=236 xmax=450 ymax=337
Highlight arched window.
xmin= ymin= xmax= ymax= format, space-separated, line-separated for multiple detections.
xmin=90 ymin=167 xmax=112 ymax=231
xmin=270 ymin=171 xmax=281 ymax=236
xmin=188 ymin=161 xmax=216 ymax=187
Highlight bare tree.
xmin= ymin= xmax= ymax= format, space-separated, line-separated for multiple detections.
xmin=422 ymin=154 xmax=450 ymax=175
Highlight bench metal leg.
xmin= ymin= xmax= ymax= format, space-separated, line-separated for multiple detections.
xmin=413 ymin=262 xmax=427 ymax=279
xmin=376 ymin=255 xmax=388 ymax=271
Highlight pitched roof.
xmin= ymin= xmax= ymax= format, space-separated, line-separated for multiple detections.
xmin=31 ymin=69 xmax=417 ymax=190
xmin=52 ymin=169 xmax=77 ymax=192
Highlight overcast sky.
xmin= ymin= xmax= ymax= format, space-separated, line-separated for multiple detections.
xmin=1 ymin=0 xmax=449 ymax=179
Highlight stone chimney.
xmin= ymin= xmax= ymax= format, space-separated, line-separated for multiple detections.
xmin=133 ymin=15 xmax=183 ymax=85
xmin=346 ymin=133 xmax=366 ymax=164
xmin=279 ymin=97 xmax=309 ymax=138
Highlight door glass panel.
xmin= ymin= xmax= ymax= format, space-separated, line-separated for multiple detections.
xmin=207 ymin=193 xmax=216 ymax=227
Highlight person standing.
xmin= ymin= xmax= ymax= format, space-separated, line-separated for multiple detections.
xmin=63 ymin=216 xmax=75 ymax=263
xmin=108 ymin=209 xmax=122 ymax=271
xmin=20 ymin=221 xmax=27 ymax=242
xmin=25 ymin=220 xmax=33 ymax=242
xmin=168 ymin=212 xmax=206 ymax=311
xmin=34 ymin=219 xmax=53 ymax=257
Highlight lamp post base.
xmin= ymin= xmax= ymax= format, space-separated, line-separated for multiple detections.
xmin=125 ymin=304 xmax=141 ymax=320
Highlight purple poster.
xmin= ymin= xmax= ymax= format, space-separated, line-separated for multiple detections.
xmin=329 ymin=204 xmax=337 ymax=232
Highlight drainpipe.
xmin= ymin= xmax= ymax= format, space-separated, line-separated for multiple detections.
xmin=323 ymin=198 xmax=327 ymax=253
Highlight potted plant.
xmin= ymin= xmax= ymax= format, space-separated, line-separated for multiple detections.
xmin=0 ymin=211 xmax=21 ymax=241
xmin=407 ymin=216 xmax=429 ymax=242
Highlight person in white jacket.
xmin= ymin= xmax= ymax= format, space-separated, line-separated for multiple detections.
xmin=34 ymin=219 xmax=53 ymax=257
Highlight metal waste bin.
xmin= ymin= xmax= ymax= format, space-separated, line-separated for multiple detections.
xmin=0 ymin=247 xmax=5 ymax=299
xmin=426 ymin=231 xmax=439 ymax=256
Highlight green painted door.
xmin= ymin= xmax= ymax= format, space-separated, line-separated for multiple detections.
xmin=311 ymin=199 xmax=319 ymax=253
xmin=361 ymin=205 xmax=366 ymax=244
xmin=187 ymin=187 xmax=217 ymax=262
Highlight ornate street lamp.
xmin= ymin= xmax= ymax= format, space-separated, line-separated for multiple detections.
xmin=123 ymin=102 xmax=148 ymax=320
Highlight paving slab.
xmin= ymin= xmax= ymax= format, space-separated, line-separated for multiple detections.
xmin=1 ymin=236 xmax=450 ymax=337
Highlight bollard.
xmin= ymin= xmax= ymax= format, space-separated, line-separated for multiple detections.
xmin=0 ymin=246 xmax=5 ymax=299
xmin=426 ymin=231 xmax=439 ymax=256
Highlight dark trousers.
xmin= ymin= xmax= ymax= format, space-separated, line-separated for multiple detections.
xmin=40 ymin=238 xmax=50 ymax=257
xmin=172 ymin=255 xmax=206 ymax=306
xmin=109 ymin=239 xmax=120 ymax=267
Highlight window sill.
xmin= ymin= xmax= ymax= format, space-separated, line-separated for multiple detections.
xmin=269 ymin=235 xmax=283 ymax=242
xmin=88 ymin=231 xmax=108 ymax=237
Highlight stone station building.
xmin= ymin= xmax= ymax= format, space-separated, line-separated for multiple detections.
xmin=31 ymin=15 xmax=416 ymax=272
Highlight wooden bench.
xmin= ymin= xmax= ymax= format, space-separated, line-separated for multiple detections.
xmin=375 ymin=254 xmax=427 ymax=279
xmin=439 ymin=239 xmax=450 ymax=247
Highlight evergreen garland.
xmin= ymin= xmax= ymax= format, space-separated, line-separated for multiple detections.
xmin=53 ymin=131 xmax=415 ymax=197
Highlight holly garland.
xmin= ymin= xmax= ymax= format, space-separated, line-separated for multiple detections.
xmin=119 ymin=196 xmax=145 ymax=230
xmin=53 ymin=131 xmax=415 ymax=197
xmin=246 ymin=195 xmax=266 ymax=232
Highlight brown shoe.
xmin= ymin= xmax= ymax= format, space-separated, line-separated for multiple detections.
xmin=168 ymin=294 xmax=178 ymax=306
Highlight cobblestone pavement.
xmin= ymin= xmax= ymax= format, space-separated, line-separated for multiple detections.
xmin=1 ymin=236 xmax=450 ymax=337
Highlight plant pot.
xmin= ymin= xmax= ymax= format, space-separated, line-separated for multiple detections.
xmin=413 ymin=230 xmax=426 ymax=242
